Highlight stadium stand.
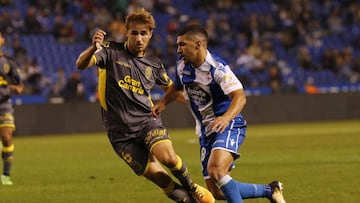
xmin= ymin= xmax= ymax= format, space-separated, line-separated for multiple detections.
xmin=1 ymin=0 xmax=360 ymax=103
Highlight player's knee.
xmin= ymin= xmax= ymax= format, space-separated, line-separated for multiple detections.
xmin=207 ymin=166 xmax=226 ymax=181
xmin=158 ymin=153 xmax=178 ymax=168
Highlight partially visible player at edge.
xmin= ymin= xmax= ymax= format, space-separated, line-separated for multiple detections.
xmin=75 ymin=9 xmax=214 ymax=203
xmin=0 ymin=32 xmax=24 ymax=185
xmin=152 ymin=24 xmax=287 ymax=203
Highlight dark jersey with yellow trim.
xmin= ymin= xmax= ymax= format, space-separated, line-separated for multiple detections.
xmin=94 ymin=41 xmax=172 ymax=134
xmin=0 ymin=55 xmax=21 ymax=108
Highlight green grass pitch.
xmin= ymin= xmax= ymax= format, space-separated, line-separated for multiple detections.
xmin=1 ymin=120 xmax=359 ymax=203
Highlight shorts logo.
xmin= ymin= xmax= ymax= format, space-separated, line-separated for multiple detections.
xmin=145 ymin=129 xmax=167 ymax=145
xmin=230 ymin=138 xmax=235 ymax=146
xmin=200 ymin=147 xmax=206 ymax=162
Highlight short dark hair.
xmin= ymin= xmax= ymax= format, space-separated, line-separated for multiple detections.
xmin=177 ymin=24 xmax=208 ymax=40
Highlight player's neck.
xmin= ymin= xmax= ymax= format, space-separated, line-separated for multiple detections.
xmin=192 ymin=50 xmax=207 ymax=68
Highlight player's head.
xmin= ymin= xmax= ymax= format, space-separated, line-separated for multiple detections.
xmin=176 ymin=24 xmax=208 ymax=66
xmin=125 ymin=9 xmax=155 ymax=57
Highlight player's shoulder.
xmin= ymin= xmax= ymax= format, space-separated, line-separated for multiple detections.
xmin=0 ymin=54 xmax=15 ymax=61
xmin=143 ymin=53 xmax=163 ymax=69
xmin=206 ymin=51 xmax=228 ymax=68
xmin=0 ymin=54 xmax=17 ymax=65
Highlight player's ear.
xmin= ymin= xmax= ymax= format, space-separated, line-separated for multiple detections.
xmin=195 ymin=40 xmax=201 ymax=49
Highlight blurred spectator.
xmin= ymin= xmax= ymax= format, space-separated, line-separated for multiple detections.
xmin=20 ymin=58 xmax=43 ymax=94
xmin=47 ymin=67 xmax=67 ymax=98
xmin=108 ymin=13 xmax=126 ymax=42
xmin=52 ymin=16 xmax=76 ymax=44
xmin=0 ymin=0 xmax=13 ymax=6
xmin=261 ymin=40 xmax=277 ymax=66
xmin=10 ymin=9 xmax=25 ymax=34
xmin=126 ymin=0 xmax=143 ymax=14
xmin=0 ymin=11 xmax=13 ymax=35
xmin=24 ymin=6 xmax=43 ymax=34
xmin=236 ymin=49 xmax=263 ymax=74
xmin=335 ymin=47 xmax=353 ymax=82
xmin=154 ymin=0 xmax=177 ymax=14
xmin=36 ymin=7 xmax=52 ymax=33
xmin=93 ymin=6 xmax=113 ymax=29
xmin=12 ymin=38 xmax=28 ymax=66
xmin=205 ymin=12 xmax=219 ymax=47
xmin=327 ymin=6 xmax=345 ymax=35
xmin=81 ymin=68 xmax=99 ymax=102
xmin=297 ymin=46 xmax=318 ymax=71
xmin=268 ymin=63 xmax=282 ymax=94
xmin=61 ymin=71 xmax=87 ymax=102
xmin=320 ymin=48 xmax=336 ymax=71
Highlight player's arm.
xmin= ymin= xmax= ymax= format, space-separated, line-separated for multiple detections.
xmin=210 ymin=89 xmax=246 ymax=133
xmin=76 ymin=29 xmax=106 ymax=70
xmin=8 ymin=61 xmax=24 ymax=94
xmin=9 ymin=83 xmax=24 ymax=94
xmin=161 ymin=84 xmax=186 ymax=104
xmin=222 ymin=89 xmax=246 ymax=121
xmin=152 ymin=84 xmax=183 ymax=117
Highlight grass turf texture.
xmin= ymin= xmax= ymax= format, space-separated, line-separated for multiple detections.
xmin=1 ymin=120 xmax=359 ymax=203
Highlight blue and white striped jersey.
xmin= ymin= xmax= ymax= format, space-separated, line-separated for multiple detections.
xmin=174 ymin=50 xmax=246 ymax=137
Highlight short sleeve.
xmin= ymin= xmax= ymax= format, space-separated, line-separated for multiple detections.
xmin=214 ymin=65 xmax=243 ymax=95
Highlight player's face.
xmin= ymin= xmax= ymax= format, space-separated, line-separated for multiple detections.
xmin=176 ymin=35 xmax=197 ymax=65
xmin=126 ymin=23 xmax=152 ymax=57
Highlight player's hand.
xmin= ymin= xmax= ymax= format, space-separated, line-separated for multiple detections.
xmin=9 ymin=84 xmax=24 ymax=94
xmin=152 ymin=102 xmax=166 ymax=118
xmin=209 ymin=116 xmax=230 ymax=133
xmin=92 ymin=29 xmax=106 ymax=49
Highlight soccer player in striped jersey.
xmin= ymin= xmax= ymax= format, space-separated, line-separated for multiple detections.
xmin=75 ymin=9 xmax=214 ymax=203
xmin=0 ymin=32 xmax=24 ymax=185
xmin=152 ymin=24 xmax=286 ymax=203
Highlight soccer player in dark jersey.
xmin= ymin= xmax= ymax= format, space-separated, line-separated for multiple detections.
xmin=0 ymin=32 xmax=24 ymax=185
xmin=75 ymin=9 xmax=214 ymax=203
xmin=152 ymin=24 xmax=287 ymax=203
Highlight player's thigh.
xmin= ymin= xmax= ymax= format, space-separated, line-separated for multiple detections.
xmin=151 ymin=140 xmax=178 ymax=167
xmin=0 ymin=127 xmax=13 ymax=144
xmin=208 ymin=149 xmax=234 ymax=178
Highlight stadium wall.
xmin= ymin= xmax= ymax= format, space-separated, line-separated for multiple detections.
xmin=14 ymin=93 xmax=360 ymax=135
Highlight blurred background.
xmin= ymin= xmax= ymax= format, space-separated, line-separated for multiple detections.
xmin=0 ymin=0 xmax=359 ymax=134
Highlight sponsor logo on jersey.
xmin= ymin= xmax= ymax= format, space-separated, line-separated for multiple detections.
xmin=118 ymin=75 xmax=144 ymax=94
xmin=186 ymin=85 xmax=210 ymax=105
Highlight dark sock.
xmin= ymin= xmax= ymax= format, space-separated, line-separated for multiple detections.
xmin=2 ymin=145 xmax=14 ymax=176
xmin=170 ymin=156 xmax=194 ymax=191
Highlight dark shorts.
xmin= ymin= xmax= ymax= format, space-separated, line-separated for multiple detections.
xmin=107 ymin=118 xmax=170 ymax=176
